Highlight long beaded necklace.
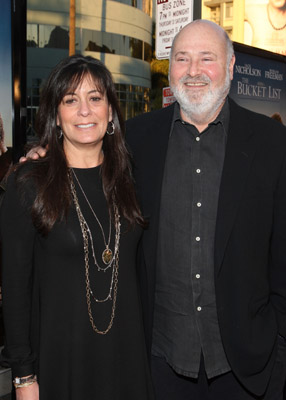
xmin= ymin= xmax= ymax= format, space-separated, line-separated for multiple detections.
xmin=72 ymin=168 xmax=114 ymax=266
xmin=69 ymin=169 xmax=121 ymax=334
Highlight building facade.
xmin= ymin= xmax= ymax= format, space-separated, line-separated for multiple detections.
xmin=27 ymin=0 xmax=153 ymax=137
xmin=202 ymin=0 xmax=244 ymax=42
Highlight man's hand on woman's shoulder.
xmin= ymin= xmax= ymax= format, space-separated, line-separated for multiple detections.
xmin=19 ymin=146 xmax=48 ymax=163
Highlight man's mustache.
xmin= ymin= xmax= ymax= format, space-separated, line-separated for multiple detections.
xmin=179 ymin=75 xmax=211 ymax=85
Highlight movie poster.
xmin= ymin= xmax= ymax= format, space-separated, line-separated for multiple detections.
xmin=230 ymin=50 xmax=286 ymax=123
xmin=0 ymin=0 xmax=13 ymax=150
xmin=244 ymin=0 xmax=286 ymax=55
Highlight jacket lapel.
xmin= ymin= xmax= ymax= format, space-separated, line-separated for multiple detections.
xmin=141 ymin=104 xmax=175 ymax=265
xmin=214 ymin=99 xmax=258 ymax=275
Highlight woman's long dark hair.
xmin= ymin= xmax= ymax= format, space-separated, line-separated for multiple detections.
xmin=19 ymin=54 xmax=145 ymax=235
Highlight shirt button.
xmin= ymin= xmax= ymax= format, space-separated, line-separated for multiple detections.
xmin=196 ymin=274 xmax=200 ymax=279
xmin=196 ymin=136 xmax=200 ymax=142
xmin=195 ymin=236 xmax=200 ymax=242
xmin=197 ymin=306 xmax=202 ymax=312
xmin=197 ymin=202 xmax=201 ymax=207
xmin=196 ymin=169 xmax=201 ymax=174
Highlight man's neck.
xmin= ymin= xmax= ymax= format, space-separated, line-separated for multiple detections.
xmin=180 ymin=99 xmax=226 ymax=133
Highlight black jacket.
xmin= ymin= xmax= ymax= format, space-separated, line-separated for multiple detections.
xmin=126 ymin=98 xmax=286 ymax=396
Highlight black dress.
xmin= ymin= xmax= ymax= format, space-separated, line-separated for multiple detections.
xmin=0 ymin=165 xmax=154 ymax=400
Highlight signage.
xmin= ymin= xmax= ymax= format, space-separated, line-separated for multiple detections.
xmin=162 ymin=87 xmax=176 ymax=107
xmin=230 ymin=50 xmax=286 ymax=123
xmin=156 ymin=0 xmax=193 ymax=60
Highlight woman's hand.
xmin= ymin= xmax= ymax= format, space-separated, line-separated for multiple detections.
xmin=15 ymin=382 xmax=39 ymax=400
xmin=19 ymin=146 xmax=48 ymax=163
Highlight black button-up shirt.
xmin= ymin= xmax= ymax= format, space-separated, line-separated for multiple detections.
xmin=152 ymin=99 xmax=231 ymax=379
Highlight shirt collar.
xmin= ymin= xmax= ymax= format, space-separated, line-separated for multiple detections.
xmin=171 ymin=97 xmax=230 ymax=136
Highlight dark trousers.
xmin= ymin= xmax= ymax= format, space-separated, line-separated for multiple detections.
xmin=151 ymin=336 xmax=286 ymax=400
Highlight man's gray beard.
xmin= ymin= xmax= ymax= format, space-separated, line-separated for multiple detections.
xmin=171 ymin=71 xmax=231 ymax=124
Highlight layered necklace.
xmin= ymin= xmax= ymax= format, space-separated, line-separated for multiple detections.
xmin=69 ymin=168 xmax=121 ymax=334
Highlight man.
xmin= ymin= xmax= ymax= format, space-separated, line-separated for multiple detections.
xmin=0 ymin=113 xmax=12 ymax=182
xmin=126 ymin=19 xmax=286 ymax=399
xmin=25 ymin=19 xmax=286 ymax=399
xmin=0 ymin=113 xmax=12 ymax=347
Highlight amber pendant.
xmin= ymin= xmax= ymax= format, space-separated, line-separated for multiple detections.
xmin=102 ymin=248 xmax=113 ymax=264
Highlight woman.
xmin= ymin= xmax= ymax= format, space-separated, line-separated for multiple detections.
xmin=0 ymin=55 xmax=154 ymax=400
xmin=0 ymin=112 xmax=12 ymax=182
xmin=245 ymin=0 xmax=286 ymax=55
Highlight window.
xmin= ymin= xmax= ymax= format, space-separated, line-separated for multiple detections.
xmin=27 ymin=79 xmax=42 ymax=140
xmin=27 ymin=24 xmax=151 ymax=62
xmin=225 ymin=3 xmax=233 ymax=20
xmin=115 ymin=84 xmax=150 ymax=120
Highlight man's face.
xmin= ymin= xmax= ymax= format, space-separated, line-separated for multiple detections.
xmin=169 ymin=22 xmax=235 ymax=123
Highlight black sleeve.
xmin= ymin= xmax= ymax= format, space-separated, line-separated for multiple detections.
xmin=0 ymin=148 xmax=12 ymax=181
xmin=270 ymin=151 xmax=286 ymax=338
xmin=0 ymin=171 xmax=37 ymax=377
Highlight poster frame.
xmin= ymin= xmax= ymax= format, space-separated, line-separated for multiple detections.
xmin=231 ymin=41 xmax=286 ymax=123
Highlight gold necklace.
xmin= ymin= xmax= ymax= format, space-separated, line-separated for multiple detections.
xmin=69 ymin=170 xmax=121 ymax=334
xmin=267 ymin=4 xmax=286 ymax=30
xmin=71 ymin=168 xmax=113 ymax=265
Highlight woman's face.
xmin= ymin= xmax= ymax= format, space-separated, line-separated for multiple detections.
xmin=57 ymin=75 xmax=112 ymax=153
xmin=269 ymin=0 xmax=286 ymax=9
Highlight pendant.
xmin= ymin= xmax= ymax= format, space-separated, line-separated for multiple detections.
xmin=102 ymin=247 xmax=113 ymax=264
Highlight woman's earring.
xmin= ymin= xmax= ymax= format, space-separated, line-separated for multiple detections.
xmin=57 ymin=127 xmax=63 ymax=139
xmin=106 ymin=121 xmax=115 ymax=136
